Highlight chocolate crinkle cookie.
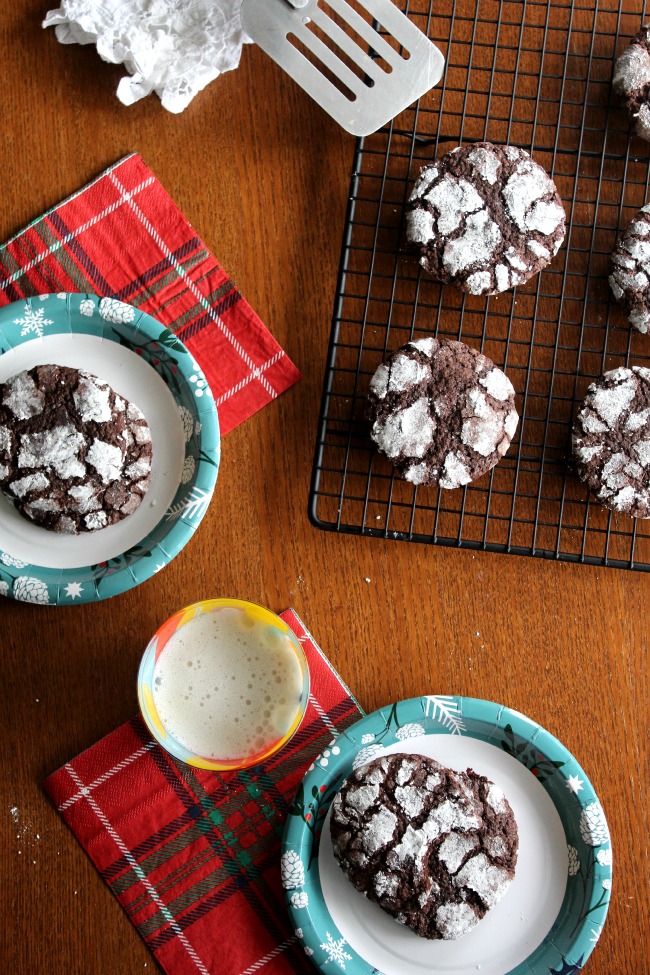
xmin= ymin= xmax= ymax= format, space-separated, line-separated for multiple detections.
xmin=609 ymin=203 xmax=650 ymax=333
xmin=367 ymin=338 xmax=519 ymax=488
xmin=612 ymin=27 xmax=650 ymax=142
xmin=330 ymin=753 xmax=519 ymax=941
xmin=0 ymin=364 xmax=152 ymax=533
xmin=405 ymin=142 xmax=565 ymax=295
xmin=573 ymin=366 xmax=650 ymax=518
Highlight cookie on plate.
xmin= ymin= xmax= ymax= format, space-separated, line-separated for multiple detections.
xmin=573 ymin=366 xmax=650 ymax=518
xmin=405 ymin=142 xmax=566 ymax=295
xmin=367 ymin=337 xmax=518 ymax=487
xmin=612 ymin=27 xmax=650 ymax=142
xmin=330 ymin=753 xmax=519 ymax=940
xmin=0 ymin=364 xmax=152 ymax=533
xmin=609 ymin=204 xmax=650 ymax=333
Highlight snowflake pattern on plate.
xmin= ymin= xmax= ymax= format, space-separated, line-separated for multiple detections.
xmin=320 ymin=933 xmax=353 ymax=970
xmin=13 ymin=305 xmax=54 ymax=338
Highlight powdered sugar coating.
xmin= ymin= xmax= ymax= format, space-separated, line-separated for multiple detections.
xmin=0 ymin=365 xmax=153 ymax=533
xmin=425 ymin=177 xmax=484 ymax=236
xmin=438 ymin=832 xmax=480 ymax=874
xmin=502 ymin=163 xmax=565 ymax=235
xmin=613 ymin=27 xmax=650 ymax=142
xmin=573 ymin=366 xmax=650 ymax=517
xmin=454 ymin=852 xmax=512 ymax=908
xmin=368 ymin=339 xmax=518 ymax=488
xmin=436 ymin=902 xmax=478 ymax=940
xmin=461 ymin=390 xmax=503 ymax=457
xmin=372 ymin=398 xmax=435 ymax=462
xmin=2 ymin=371 xmax=45 ymax=421
xmin=330 ymin=753 xmax=518 ymax=941
xmin=10 ymin=472 xmax=49 ymax=498
xmin=467 ymin=147 xmax=501 ymax=185
xmin=363 ymin=807 xmax=399 ymax=855
xmin=19 ymin=426 xmax=86 ymax=480
xmin=609 ymin=203 xmax=650 ymax=332
xmin=406 ymin=142 xmax=565 ymax=295
xmin=442 ymin=211 xmax=502 ymax=276
xmin=73 ymin=373 xmax=113 ymax=422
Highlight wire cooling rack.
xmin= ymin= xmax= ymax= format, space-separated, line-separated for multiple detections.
xmin=308 ymin=0 xmax=650 ymax=571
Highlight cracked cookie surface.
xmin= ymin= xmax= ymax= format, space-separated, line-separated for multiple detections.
xmin=613 ymin=27 xmax=650 ymax=142
xmin=406 ymin=142 xmax=565 ymax=295
xmin=367 ymin=338 xmax=518 ymax=488
xmin=573 ymin=366 xmax=650 ymax=518
xmin=330 ymin=753 xmax=519 ymax=940
xmin=609 ymin=203 xmax=650 ymax=333
xmin=0 ymin=364 xmax=152 ymax=533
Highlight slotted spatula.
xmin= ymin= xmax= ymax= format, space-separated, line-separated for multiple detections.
xmin=240 ymin=0 xmax=445 ymax=137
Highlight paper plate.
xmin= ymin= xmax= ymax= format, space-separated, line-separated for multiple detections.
xmin=282 ymin=696 xmax=611 ymax=975
xmin=0 ymin=293 xmax=220 ymax=605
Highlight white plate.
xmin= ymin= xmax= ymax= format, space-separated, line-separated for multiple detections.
xmin=319 ymin=736 xmax=567 ymax=975
xmin=0 ymin=332 xmax=184 ymax=569
xmin=0 ymin=294 xmax=220 ymax=604
xmin=282 ymin=696 xmax=612 ymax=975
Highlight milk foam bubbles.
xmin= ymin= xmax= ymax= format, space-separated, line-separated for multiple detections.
xmin=151 ymin=606 xmax=305 ymax=762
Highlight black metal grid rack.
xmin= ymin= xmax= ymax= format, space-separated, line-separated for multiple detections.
xmin=309 ymin=0 xmax=650 ymax=571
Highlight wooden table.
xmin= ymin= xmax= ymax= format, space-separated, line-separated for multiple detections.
xmin=1 ymin=3 xmax=648 ymax=972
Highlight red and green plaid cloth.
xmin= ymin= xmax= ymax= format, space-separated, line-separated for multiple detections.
xmin=0 ymin=153 xmax=300 ymax=434
xmin=44 ymin=610 xmax=363 ymax=975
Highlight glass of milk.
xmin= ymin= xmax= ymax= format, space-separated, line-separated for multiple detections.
xmin=137 ymin=598 xmax=310 ymax=770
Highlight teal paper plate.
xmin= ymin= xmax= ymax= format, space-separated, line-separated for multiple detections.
xmin=0 ymin=293 xmax=220 ymax=605
xmin=283 ymin=696 xmax=611 ymax=975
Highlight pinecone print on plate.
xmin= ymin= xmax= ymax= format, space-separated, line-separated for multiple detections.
xmin=179 ymin=404 xmax=194 ymax=441
xmin=13 ymin=575 xmax=49 ymax=604
xmin=579 ymin=801 xmax=610 ymax=847
xmin=99 ymin=297 xmax=136 ymax=324
xmin=281 ymin=849 xmax=305 ymax=890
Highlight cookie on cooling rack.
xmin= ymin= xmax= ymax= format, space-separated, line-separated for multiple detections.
xmin=330 ymin=752 xmax=519 ymax=940
xmin=573 ymin=366 xmax=650 ymax=518
xmin=609 ymin=203 xmax=650 ymax=333
xmin=366 ymin=337 xmax=518 ymax=488
xmin=613 ymin=26 xmax=650 ymax=142
xmin=405 ymin=142 xmax=566 ymax=295
xmin=0 ymin=364 xmax=152 ymax=533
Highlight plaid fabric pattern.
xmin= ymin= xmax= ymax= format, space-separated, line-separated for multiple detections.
xmin=44 ymin=611 xmax=363 ymax=975
xmin=0 ymin=154 xmax=300 ymax=434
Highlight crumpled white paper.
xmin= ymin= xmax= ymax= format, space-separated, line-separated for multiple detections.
xmin=43 ymin=0 xmax=252 ymax=113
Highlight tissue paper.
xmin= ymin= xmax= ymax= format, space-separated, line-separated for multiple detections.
xmin=43 ymin=0 xmax=252 ymax=113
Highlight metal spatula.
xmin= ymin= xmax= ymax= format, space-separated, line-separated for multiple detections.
xmin=240 ymin=0 xmax=445 ymax=137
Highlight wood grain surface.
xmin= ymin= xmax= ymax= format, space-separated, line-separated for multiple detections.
xmin=0 ymin=3 xmax=648 ymax=973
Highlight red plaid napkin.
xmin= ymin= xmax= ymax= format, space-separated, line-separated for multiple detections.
xmin=0 ymin=154 xmax=300 ymax=434
xmin=44 ymin=610 xmax=363 ymax=975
